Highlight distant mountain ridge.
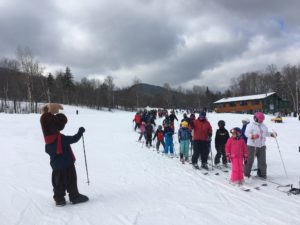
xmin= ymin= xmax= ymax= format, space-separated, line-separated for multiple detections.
xmin=129 ymin=83 xmax=167 ymax=96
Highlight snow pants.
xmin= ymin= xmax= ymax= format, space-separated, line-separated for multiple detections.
xmin=214 ymin=144 xmax=227 ymax=165
xmin=52 ymin=164 xmax=80 ymax=203
xmin=180 ymin=140 xmax=190 ymax=158
xmin=192 ymin=140 xmax=209 ymax=165
xmin=244 ymin=146 xmax=267 ymax=177
xmin=138 ymin=132 xmax=145 ymax=141
xmin=156 ymin=140 xmax=165 ymax=151
xmin=146 ymin=133 xmax=152 ymax=147
xmin=231 ymin=158 xmax=244 ymax=183
xmin=164 ymin=136 xmax=174 ymax=154
xmin=134 ymin=122 xmax=140 ymax=131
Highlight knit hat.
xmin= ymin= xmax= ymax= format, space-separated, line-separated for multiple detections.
xmin=199 ymin=111 xmax=206 ymax=120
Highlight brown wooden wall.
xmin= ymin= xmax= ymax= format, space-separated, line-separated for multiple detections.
xmin=214 ymin=101 xmax=263 ymax=113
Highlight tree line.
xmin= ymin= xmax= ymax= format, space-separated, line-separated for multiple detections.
xmin=0 ymin=47 xmax=299 ymax=113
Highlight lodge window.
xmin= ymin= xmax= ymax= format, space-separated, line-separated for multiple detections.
xmin=240 ymin=101 xmax=247 ymax=106
xmin=229 ymin=102 xmax=236 ymax=107
xmin=252 ymin=100 xmax=260 ymax=105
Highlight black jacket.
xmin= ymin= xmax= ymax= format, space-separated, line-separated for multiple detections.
xmin=215 ymin=127 xmax=229 ymax=146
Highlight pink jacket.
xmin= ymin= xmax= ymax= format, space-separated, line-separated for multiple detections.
xmin=140 ymin=123 xmax=145 ymax=133
xmin=225 ymin=137 xmax=248 ymax=159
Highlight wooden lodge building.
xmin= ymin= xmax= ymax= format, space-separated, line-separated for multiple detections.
xmin=213 ymin=92 xmax=290 ymax=114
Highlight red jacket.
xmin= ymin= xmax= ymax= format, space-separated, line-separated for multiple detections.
xmin=134 ymin=114 xmax=141 ymax=124
xmin=192 ymin=119 xmax=212 ymax=141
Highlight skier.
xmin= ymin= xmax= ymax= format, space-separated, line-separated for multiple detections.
xmin=178 ymin=121 xmax=192 ymax=163
xmin=40 ymin=103 xmax=89 ymax=206
xmin=226 ymin=127 xmax=248 ymax=185
xmin=244 ymin=112 xmax=277 ymax=179
xmin=133 ymin=112 xmax=141 ymax=131
xmin=164 ymin=121 xmax=175 ymax=157
xmin=214 ymin=120 xmax=230 ymax=167
xmin=241 ymin=118 xmax=250 ymax=144
xmin=145 ymin=121 xmax=154 ymax=148
xmin=153 ymin=125 xmax=165 ymax=153
xmin=191 ymin=111 xmax=212 ymax=170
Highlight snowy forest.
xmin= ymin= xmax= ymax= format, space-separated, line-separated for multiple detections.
xmin=0 ymin=47 xmax=300 ymax=113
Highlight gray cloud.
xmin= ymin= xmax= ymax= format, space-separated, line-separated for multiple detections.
xmin=1 ymin=0 xmax=300 ymax=90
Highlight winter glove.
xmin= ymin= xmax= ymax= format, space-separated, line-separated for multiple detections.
xmin=41 ymin=103 xmax=63 ymax=114
xmin=79 ymin=127 xmax=85 ymax=134
xmin=251 ymin=134 xmax=260 ymax=139
xmin=244 ymin=158 xmax=248 ymax=164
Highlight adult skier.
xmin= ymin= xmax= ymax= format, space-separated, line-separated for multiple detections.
xmin=244 ymin=112 xmax=277 ymax=179
xmin=191 ymin=111 xmax=212 ymax=170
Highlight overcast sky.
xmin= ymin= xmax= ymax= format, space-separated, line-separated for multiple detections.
xmin=1 ymin=0 xmax=300 ymax=90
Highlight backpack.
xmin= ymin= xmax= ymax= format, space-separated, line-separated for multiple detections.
xmin=157 ymin=131 xmax=164 ymax=141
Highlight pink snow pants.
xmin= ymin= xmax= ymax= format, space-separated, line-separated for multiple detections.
xmin=230 ymin=158 xmax=244 ymax=183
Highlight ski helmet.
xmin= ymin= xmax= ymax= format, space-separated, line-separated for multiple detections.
xmin=254 ymin=112 xmax=265 ymax=123
xmin=218 ymin=120 xmax=225 ymax=127
xmin=181 ymin=121 xmax=188 ymax=128
xmin=230 ymin=127 xmax=242 ymax=137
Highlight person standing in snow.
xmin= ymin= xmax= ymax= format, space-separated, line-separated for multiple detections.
xmin=153 ymin=125 xmax=165 ymax=153
xmin=214 ymin=120 xmax=230 ymax=167
xmin=40 ymin=103 xmax=89 ymax=206
xmin=241 ymin=118 xmax=250 ymax=144
xmin=164 ymin=121 xmax=175 ymax=157
xmin=145 ymin=121 xmax=154 ymax=148
xmin=226 ymin=127 xmax=248 ymax=185
xmin=133 ymin=112 xmax=141 ymax=131
xmin=244 ymin=112 xmax=277 ymax=179
xmin=191 ymin=111 xmax=212 ymax=170
xmin=178 ymin=121 xmax=192 ymax=163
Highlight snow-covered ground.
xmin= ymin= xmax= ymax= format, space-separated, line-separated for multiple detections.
xmin=1 ymin=106 xmax=300 ymax=225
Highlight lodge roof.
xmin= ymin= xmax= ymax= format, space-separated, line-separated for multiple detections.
xmin=214 ymin=92 xmax=276 ymax=104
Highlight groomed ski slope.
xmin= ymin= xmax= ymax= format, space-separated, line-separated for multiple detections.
xmin=1 ymin=105 xmax=300 ymax=225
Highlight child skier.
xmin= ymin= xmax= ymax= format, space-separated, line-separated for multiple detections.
xmin=153 ymin=125 xmax=165 ymax=153
xmin=40 ymin=104 xmax=89 ymax=206
xmin=164 ymin=122 xmax=174 ymax=157
xmin=145 ymin=121 xmax=154 ymax=148
xmin=214 ymin=120 xmax=230 ymax=167
xmin=133 ymin=112 xmax=141 ymax=131
xmin=138 ymin=121 xmax=146 ymax=142
xmin=178 ymin=121 xmax=192 ymax=163
xmin=226 ymin=127 xmax=248 ymax=185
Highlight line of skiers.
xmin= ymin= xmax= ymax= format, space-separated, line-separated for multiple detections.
xmin=133 ymin=110 xmax=278 ymax=185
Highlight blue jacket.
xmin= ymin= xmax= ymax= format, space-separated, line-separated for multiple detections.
xmin=178 ymin=127 xmax=191 ymax=141
xmin=164 ymin=127 xmax=174 ymax=140
xmin=45 ymin=130 xmax=83 ymax=170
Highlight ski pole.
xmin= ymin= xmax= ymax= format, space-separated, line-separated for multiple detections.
xmin=82 ymin=134 xmax=90 ymax=185
xmin=209 ymin=142 xmax=213 ymax=170
xmin=273 ymin=132 xmax=288 ymax=178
